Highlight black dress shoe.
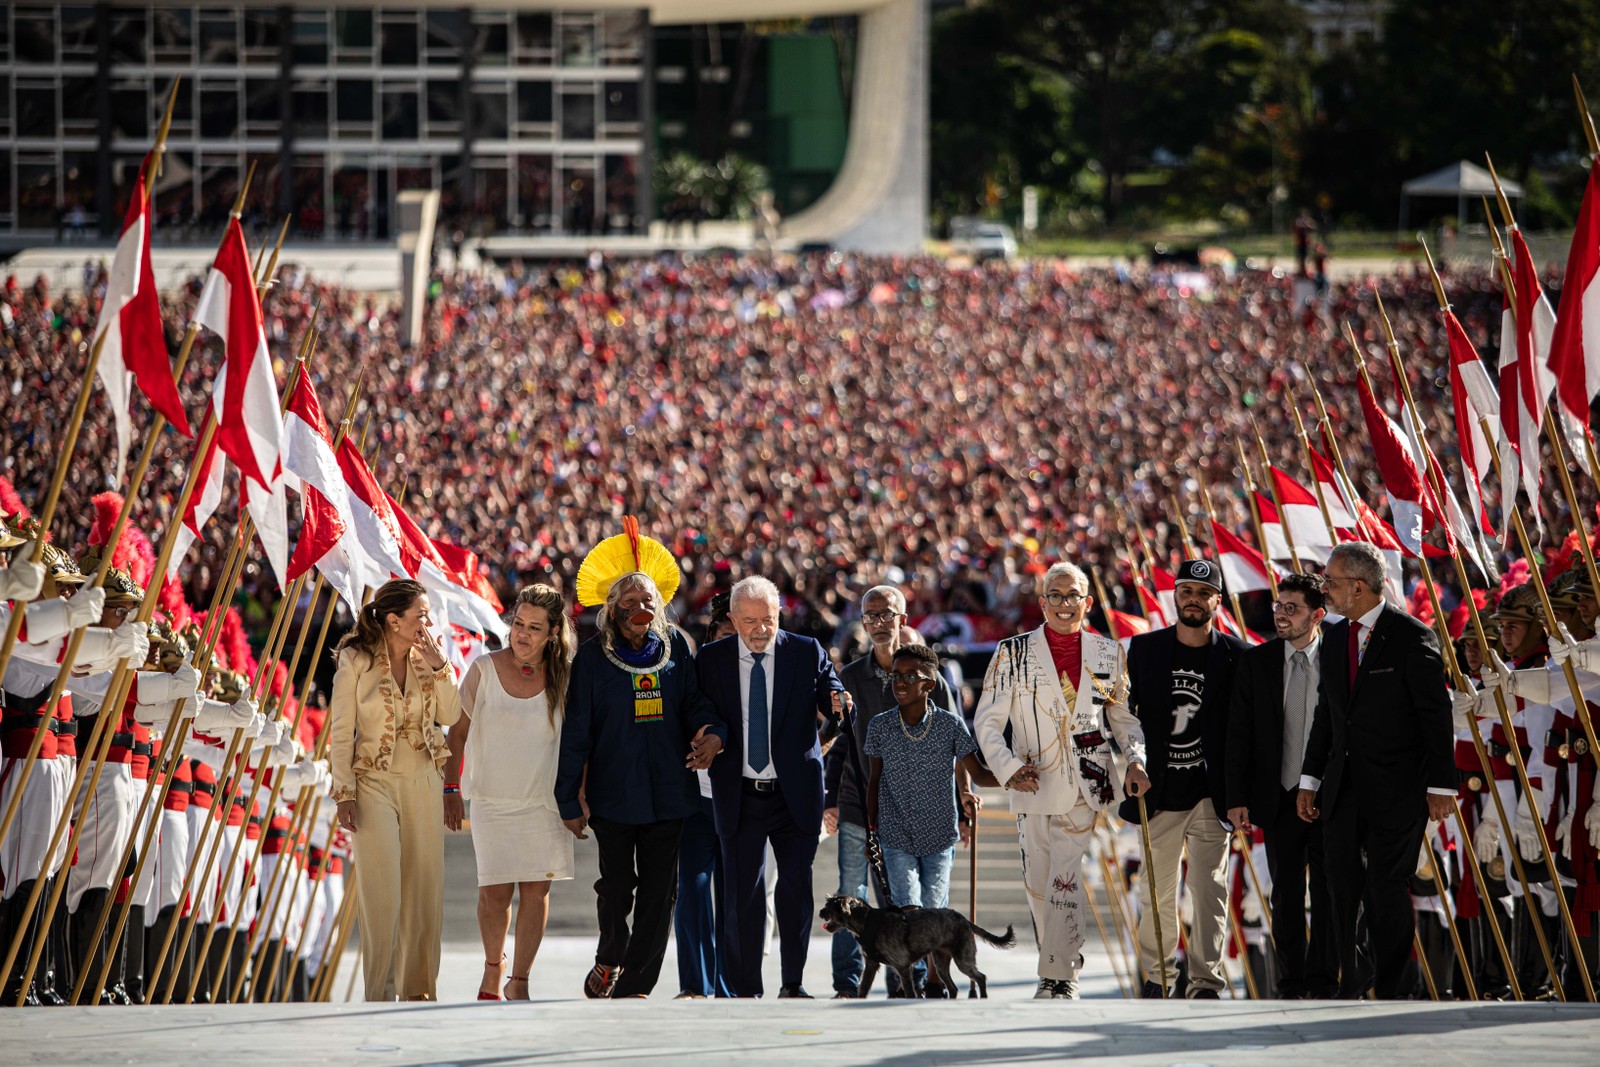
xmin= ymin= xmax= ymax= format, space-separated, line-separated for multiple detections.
xmin=777 ymin=985 xmax=813 ymax=999
xmin=1189 ymin=988 xmax=1220 ymax=1000
xmin=1140 ymin=980 xmax=1165 ymax=999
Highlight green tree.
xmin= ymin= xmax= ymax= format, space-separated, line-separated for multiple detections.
xmin=979 ymin=0 xmax=1304 ymax=224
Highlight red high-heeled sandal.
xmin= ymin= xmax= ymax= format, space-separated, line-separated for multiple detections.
xmin=478 ymin=955 xmax=506 ymax=1001
xmin=504 ymin=973 xmax=530 ymax=999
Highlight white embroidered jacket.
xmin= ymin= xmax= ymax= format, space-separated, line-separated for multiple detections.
xmin=973 ymin=626 xmax=1146 ymax=815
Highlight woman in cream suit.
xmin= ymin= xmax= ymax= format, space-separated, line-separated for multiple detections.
xmin=329 ymin=579 xmax=461 ymax=1001
xmin=972 ymin=560 xmax=1150 ymax=999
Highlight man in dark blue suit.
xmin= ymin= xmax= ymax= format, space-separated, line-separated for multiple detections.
xmin=699 ymin=576 xmax=850 ymax=998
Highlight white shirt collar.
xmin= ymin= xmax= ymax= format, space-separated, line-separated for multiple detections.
xmin=1354 ymin=602 xmax=1385 ymax=631
xmin=1285 ymin=629 xmax=1322 ymax=660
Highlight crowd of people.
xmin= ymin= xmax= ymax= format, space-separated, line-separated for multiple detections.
xmin=5 ymin=246 xmax=1600 ymax=1006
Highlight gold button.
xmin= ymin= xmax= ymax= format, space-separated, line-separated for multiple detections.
xmin=1467 ymin=775 xmax=1483 ymax=792
xmin=1558 ymin=743 xmax=1571 ymax=761
xmin=546 ymin=872 xmax=554 ymax=878
xmin=1577 ymin=738 xmax=1591 ymax=756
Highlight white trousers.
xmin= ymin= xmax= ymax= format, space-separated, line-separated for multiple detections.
xmin=0 ymin=756 xmax=70 ymax=897
xmin=1016 ymin=799 xmax=1098 ymax=981
xmin=67 ymin=763 xmax=136 ymax=911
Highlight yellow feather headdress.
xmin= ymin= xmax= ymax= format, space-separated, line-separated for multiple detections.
xmin=575 ymin=515 xmax=682 ymax=608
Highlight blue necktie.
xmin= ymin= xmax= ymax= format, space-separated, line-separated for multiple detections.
xmin=749 ymin=651 xmax=769 ymax=773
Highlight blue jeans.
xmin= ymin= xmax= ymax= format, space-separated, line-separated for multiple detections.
xmin=883 ymin=845 xmax=954 ymax=910
xmin=830 ymin=822 xmax=873 ymax=994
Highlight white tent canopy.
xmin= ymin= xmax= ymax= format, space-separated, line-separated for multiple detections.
xmin=1400 ymin=160 xmax=1524 ymax=229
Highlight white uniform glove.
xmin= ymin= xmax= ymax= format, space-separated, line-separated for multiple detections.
xmin=256 ymin=718 xmax=285 ymax=749
xmin=1513 ymin=801 xmax=1543 ymax=863
xmin=109 ymin=620 xmax=150 ymax=666
xmin=193 ymin=695 xmax=257 ymax=733
xmin=1550 ymin=623 xmax=1600 ymax=673
xmin=245 ymin=711 xmax=267 ymax=740
xmin=265 ymin=734 xmax=298 ymax=768
xmin=65 ymin=586 xmax=106 ymax=629
xmin=0 ymin=559 xmax=45 ymax=602
xmin=19 ymin=598 xmax=73 ymax=644
xmin=1503 ymin=666 xmax=1555 ymax=706
xmin=311 ymin=759 xmax=331 ymax=793
xmin=1480 ymin=649 xmax=1513 ymax=693
xmin=1587 ymin=794 xmax=1600 ymax=851
xmin=1474 ymin=809 xmax=1502 ymax=861
xmin=134 ymin=664 xmax=202 ymax=707
xmin=1450 ymin=689 xmax=1481 ymax=729
xmin=1556 ymin=807 xmax=1574 ymax=859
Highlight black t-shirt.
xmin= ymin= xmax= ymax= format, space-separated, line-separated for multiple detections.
xmin=1158 ymin=642 xmax=1210 ymax=812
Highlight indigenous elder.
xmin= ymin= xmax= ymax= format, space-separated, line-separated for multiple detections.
xmin=1123 ymin=558 xmax=1244 ymax=1000
xmin=444 ymin=584 xmax=576 ymax=1001
xmin=864 ymin=645 xmax=996 ymax=934
xmin=827 ymin=583 xmax=961 ymax=997
xmin=555 ymin=521 xmax=726 ymax=999
xmin=974 ymin=560 xmax=1149 ymax=1000
xmin=329 ymin=578 xmax=461 ymax=1001
xmin=699 ymin=575 xmax=850 ymax=999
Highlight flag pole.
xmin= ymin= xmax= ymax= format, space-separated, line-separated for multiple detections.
xmin=1284 ymin=379 xmax=1345 ymax=547
xmin=1373 ymin=293 xmax=1591 ymax=1001
xmin=1235 ymin=439 xmax=1282 ymax=598
xmin=1420 ymin=243 xmax=1600 ymax=777
xmin=1252 ymin=416 xmax=1305 ymax=574
xmin=0 ymin=79 xmax=182 ymax=686
xmin=1421 ymin=831 xmax=1477 ymax=1001
xmin=1093 ymin=824 xmax=1147 ymax=986
xmin=1091 ymin=569 xmax=1121 ymax=641
xmin=1577 ymin=75 xmax=1600 ymax=156
xmin=0 ymin=83 xmax=188 ymax=865
xmin=1484 ymin=162 xmax=1600 ymax=599
xmin=1195 ymin=467 xmax=1256 ymax=642
xmin=278 ymin=805 xmax=341 ymax=1001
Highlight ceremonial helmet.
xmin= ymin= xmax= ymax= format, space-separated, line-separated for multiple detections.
xmin=148 ymin=620 xmax=190 ymax=672
xmin=0 ymin=512 xmax=25 ymax=551
xmin=11 ymin=518 xmax=91 ymax=599
xmin=81 ymin=546 xmax=145 ymax=612
xmin=1492 ymin=584 xmax=1545 ymax=658
xmin=212 ymin=669 xmax=247 ymax=705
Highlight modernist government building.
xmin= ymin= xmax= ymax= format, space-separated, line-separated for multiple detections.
xmin=0 ymin=0 xmax=929 ymax=252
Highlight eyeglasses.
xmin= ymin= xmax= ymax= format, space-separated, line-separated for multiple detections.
xmin=1042 ymin=592 xmax=1087 ymax=607
xmin=862 ymin=610 xmax=902 ymax=625
xmin=888 ymin=671 xmax=932 ymax=684
xmin=1271 ymin=601 xmax=1304 ymax=616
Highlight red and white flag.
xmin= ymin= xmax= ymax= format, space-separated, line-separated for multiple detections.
xmin=1389 ymin=364 xmax=1493 ymax=580
xmin=94 ymin=155 xmax=190 ymax=485
xmin=1149 ymin=564 xmax=1177 ymax=624
xmin=1270 ymin=465 xmax=1336 ymax=552
xmin=1444 ymin=306 xmax=1510 ymax=542
xmin=383 ymin=492 xmax=508 ymax=640
xmin=194 ymin=219 xmax=287 ymax=586
xmin=1549 ymin=157 xmax=1600 ymax=456
xmin=1496 ymin=231 xmax=1557 ymax=530
xmin=1254 ymin=492 xmax=1330 ymax=565
xmin=1355 ymin=369 xmax=1435 ymax=556
xmin=1510 ymin=226 xmax=1582 ymax=470
xmin=1213 ymin=522 xmax=1277 ymax=595
xmin=281 ymin=374 xmax=384 ymax=610
xmin=334 ymin=437 xmax=411 ymax=582
xmin=1305 ymin=446 xmax=1359 ymax=532
xmin=166 ymin=433 xmax=225 ymax=580
xmin=1135 ymin=581 xmax=1171 ymax=628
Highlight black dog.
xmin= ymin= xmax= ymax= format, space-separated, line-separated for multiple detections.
xmin=819 ymin=894 xmax=1016 ymax=999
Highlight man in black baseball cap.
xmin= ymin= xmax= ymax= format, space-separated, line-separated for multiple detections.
xmin=1121 ymin=556 xmax=1245 ymax=998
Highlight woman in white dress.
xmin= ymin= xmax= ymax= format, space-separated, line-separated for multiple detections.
xmin=443 ymin=585 xmax=575 ymax=1000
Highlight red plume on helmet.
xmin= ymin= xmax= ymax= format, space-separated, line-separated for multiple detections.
xmin=220 ymin=608 xmax=257 ymax=682
xmin=1447 ymin=589 xmax=1491 ymax=641
xmin=158 ymin=575 xmax=194 ymax=630
xmin=0 ymin=475 xmax=27 ymax=520
xmin=1499 ymin=557 xmax=1531 ymax=598
xmin=87 ymin=492 xmax=157 ymax=588
xmin=1405 ymin=582 xmax=1434 ymax=627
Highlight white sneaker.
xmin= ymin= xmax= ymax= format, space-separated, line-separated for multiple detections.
xmin=1033 ymin=978 xmax=1060 ymax=999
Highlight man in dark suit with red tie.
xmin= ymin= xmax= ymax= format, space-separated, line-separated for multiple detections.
xmin=1297 ymin=542 xmax=1456 ymax=999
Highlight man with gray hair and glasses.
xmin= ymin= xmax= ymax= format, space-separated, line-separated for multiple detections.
xmin=824 ymin=584 xmax=963 ymax=997
xmin=974 ymin=560 xmax=1150 ymax=999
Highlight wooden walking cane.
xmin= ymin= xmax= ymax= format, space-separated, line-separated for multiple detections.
xmin=1134 ymin=793 xmax=1168 ymax=998
xmin=1373 ymin=281 xmax=1600 ymax=1003
xmin=1350 ymin=309 xmax=1575 ymax=1002
xmin=0 ymin=82 xmax=185 ymax=864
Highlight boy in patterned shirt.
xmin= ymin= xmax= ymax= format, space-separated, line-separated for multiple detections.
xmin=865 ymin=646 xmax=997 ymax=923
